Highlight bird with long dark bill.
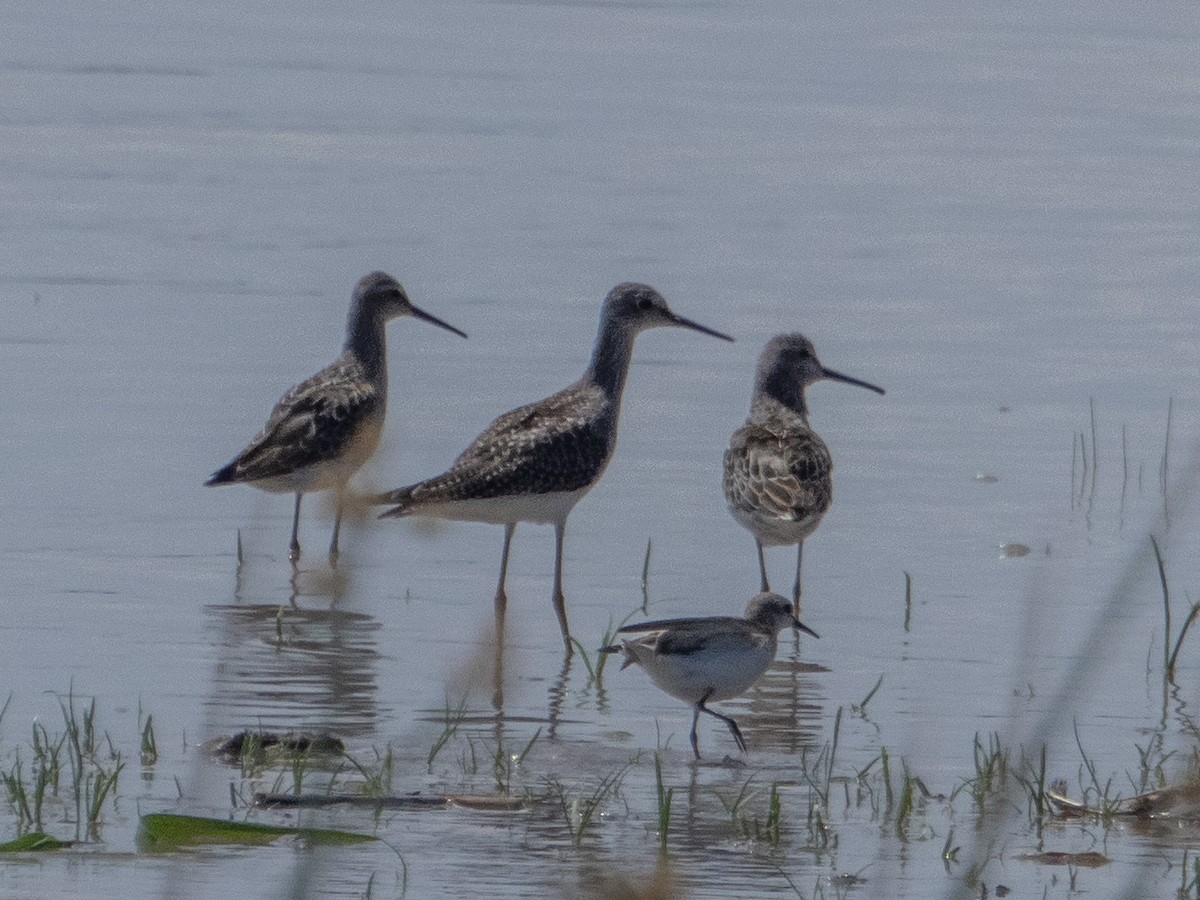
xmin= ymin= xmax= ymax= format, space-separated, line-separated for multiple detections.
xmin=207 ymin=271 xmax=467 ymax=563
xmin=378 ymin=282 xmax=732 ymax=653
xmin=723 ymin=334 xmax=884 ymax=613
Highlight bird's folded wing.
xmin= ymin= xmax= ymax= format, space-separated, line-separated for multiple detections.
xmin=403 ymin=386 xmax=612 ymax=504
xmin=228 ymin=362 xmax=379 ymax=480
xmin=723 ymin=424 xmax=832 ymax=520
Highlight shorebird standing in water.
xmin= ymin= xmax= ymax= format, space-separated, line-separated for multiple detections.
xmin=602 ymin=592 xmax=817 ymax=758
xmin=378 ymin=283 xmax=733 ymax=653
xmin=207 ymin=271 xmax=467 ymax=563
xmin=723 ymin=334 xmax=884 ymax=613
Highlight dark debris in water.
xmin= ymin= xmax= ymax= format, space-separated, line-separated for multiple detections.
xmin=209 ymin=730 xmax=345 ymax=765
xmin=253 ymin=792 xmax=527 ymax=812
xmin=1016 ymin=851 xmax=1109 ymax=868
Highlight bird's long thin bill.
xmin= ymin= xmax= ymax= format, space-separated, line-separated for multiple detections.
xmin=821 ymin=366 xmax=885 ymax=395
xmin=411 ymin=304 xmax=468 ymax=339
xmin=671 ymin=313 xmax=734 ymax=342
xmin=794 ymin=619 xmax=820 ymax=639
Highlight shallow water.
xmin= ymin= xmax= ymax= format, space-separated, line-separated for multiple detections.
xmin=2 ymin=1 xmax=1200 ymax=897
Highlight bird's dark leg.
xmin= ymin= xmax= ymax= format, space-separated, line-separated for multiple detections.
xmin=494 ymin=523 xmax=516 ymax=646
xmin=690 ymin=704 xmax=702 ymax=759
xmin=792 ymin=540 xmax=804 ymax=617
xmin=552 ymin=521 xmax=572 ymax=656
xmin=328 ymin=497 xmax=343 ymax=565
xmin=288 ymin=493 xmax=303 ymax=562
xmin=698 ymin=694 xmax=747 ymax=753
xmin=756 ymin=539 xmax=770 ymax=593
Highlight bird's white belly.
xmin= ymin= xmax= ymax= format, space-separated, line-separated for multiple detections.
xmin=414 ymin=487 xmax=588 ymax=526
xmin=641 ymin=643 xmax=775 ymax=704
xmin=729 ymin=505 xmax=824 ymax=546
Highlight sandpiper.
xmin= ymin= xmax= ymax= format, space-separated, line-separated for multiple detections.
xmin=723 ymin=334 xmax=884 ymax=613
xmin=602 ymin=592 xmax=817 ymax=758
xmin=378 ymin=282 xmax=733 ymax=653
xmin=207 ymin=271 xmax=467 ymax=563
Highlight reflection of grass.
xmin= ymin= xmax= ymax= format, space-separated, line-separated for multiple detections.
xmin=138 ymin=703 xmax=157 ymax=767
xmin=653 ymin=751 xmax=672 ymax=853
xmin=549 ymin=761 xmax=633 ymax=848
xmin=475 ymin=728 xmax=539 ymax=796
xmin=1151 ymin=535 xmax=1200 ymax=680
xmin=1181 ymin=848 xmax=1199 ymax=899
xmin=343 ymin=745 xmax=395 ymax=799
xmin=902 ymin=572 xmax=913 ymax=632
xmin=426 ymin=694 xmax=469 ymax=772
xmin=715 ymin=775 xmax=786 ymax=847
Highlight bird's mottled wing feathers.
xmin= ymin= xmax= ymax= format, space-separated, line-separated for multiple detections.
xmin=399 ymin=383 xmax=612 ymax=506
xmin=723 ymin=422 xmax=833 ymax=522
xmin=220 ymin=356 xmax=381 ymax=482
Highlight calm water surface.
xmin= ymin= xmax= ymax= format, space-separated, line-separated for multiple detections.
xmin=2 ymin=1 xmax=1199 ymax=898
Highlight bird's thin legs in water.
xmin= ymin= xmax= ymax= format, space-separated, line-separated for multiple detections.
xmin=756 ymin=539 xmax=770 ymax=593
xmin=552 ymin=521 xmax=571 ymax=656
xmin=792 ymin=541 xmax=805 ymax=617
xmin=690 ymin=705 xmax=703 ymax=759
xmin=546 ymin=652 xmax=572 ymax=742
xmin=697 ymin=694 xmax=747 ymax=754
xmin=494 ymin=523 xmax=516 ymax=646
xmin=328 ymin=498 xmax=343 ymax=565
xmin=288 ymin=493 xmax=303 ymax=562
xmin=491 ymin=629 xmax=506 ymax=714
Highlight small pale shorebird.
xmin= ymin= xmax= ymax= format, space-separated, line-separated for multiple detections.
xmin=378 ymin=283 xmax=732 ymax=653
xmin=602 ymin=592 xmax=818 ymax=758
xmin=723 ymin=334 xmax=884 ymax=613
xmin=207 ymin=271 xmax=467 ymax=563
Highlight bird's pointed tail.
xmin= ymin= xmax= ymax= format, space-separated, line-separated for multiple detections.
xmin=376 ymin=484 xmax=418 ymax=518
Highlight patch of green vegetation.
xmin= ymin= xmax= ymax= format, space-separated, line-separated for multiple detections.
xmin=0 ymin=832 xmax=71 ymax=852
xmin=2 ymin=689 xmax=123 ymax=840
xmin=137 ymin=813 xmax=377 ymax=851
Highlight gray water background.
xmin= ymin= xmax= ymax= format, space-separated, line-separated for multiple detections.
xmin=2 ymin=1 xmax=1200 ymax=897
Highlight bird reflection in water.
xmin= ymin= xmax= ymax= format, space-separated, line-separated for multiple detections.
xmin=206 ymin=598 xmax=382 ymax=741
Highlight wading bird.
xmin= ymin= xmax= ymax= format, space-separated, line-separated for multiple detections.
xmin=378 ymin=283 xmax=732 ymax=653
xmin=208 ymin=271 xmax=467 ymax=562
xmin=602 ymin=592 xmax=818 ymax=758
xmin=723 ymin=334 xmax=883 ymax=613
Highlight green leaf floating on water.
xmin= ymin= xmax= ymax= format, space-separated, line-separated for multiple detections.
xmin=138 ymin=814 xmax=377 ymax=851
xmin=0 ymin=833 xmax=72 ymax=852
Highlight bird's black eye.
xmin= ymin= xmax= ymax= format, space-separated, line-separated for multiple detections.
xmin=637 ymin=296 xmax=654 ymax=311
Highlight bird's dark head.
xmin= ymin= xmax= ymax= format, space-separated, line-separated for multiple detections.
xmin=755 ymin=333 xmax=884 ymax=412
xmin=744 ymin=591 xmax=819 ymax=638
xmin=352 ymin=271 xmax=467 ymax=338
xmin=602 ymin=282 xmax=734 ymax=342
